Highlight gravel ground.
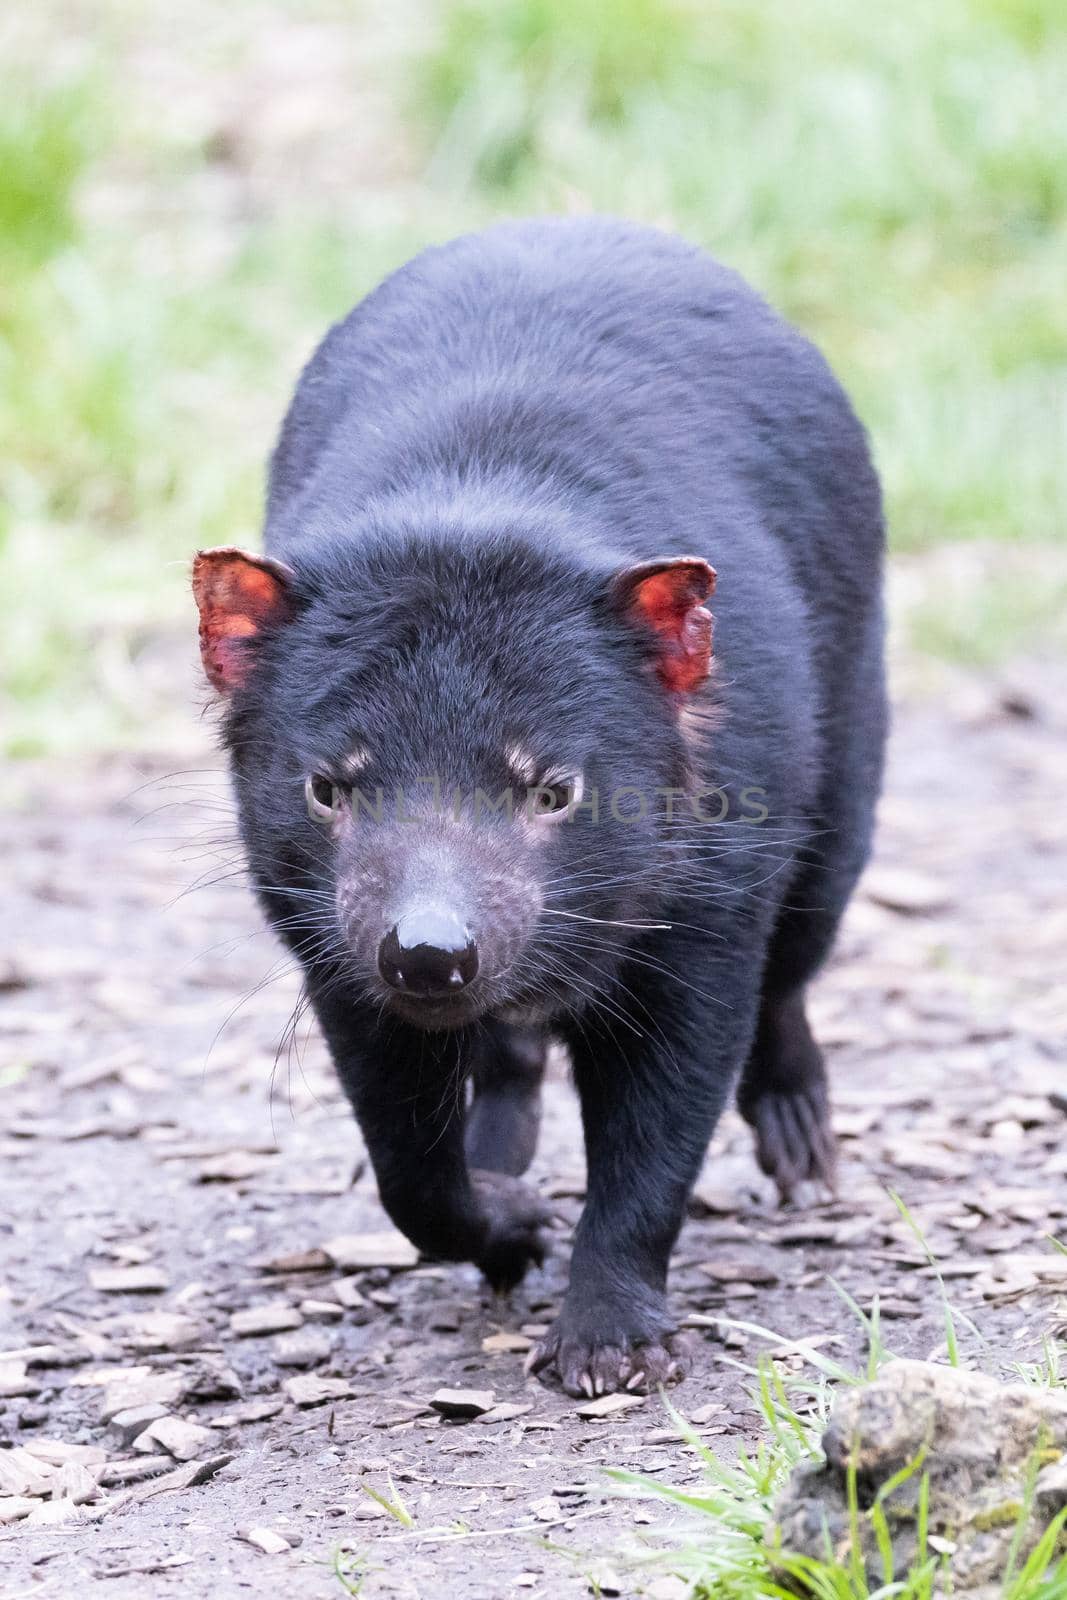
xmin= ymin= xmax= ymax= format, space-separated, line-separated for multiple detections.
xmin=2 ymin=655 xmax=1066 ymax=1598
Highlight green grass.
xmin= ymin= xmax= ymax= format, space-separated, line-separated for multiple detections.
xmin=2 ymin=1 xmax=1066 ymax=756
xmin=417 ymin=0 xmax=1067 ymax=563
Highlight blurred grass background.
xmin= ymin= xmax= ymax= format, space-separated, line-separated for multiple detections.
xmin=1 ymin=0 xmax=1065 ymax=757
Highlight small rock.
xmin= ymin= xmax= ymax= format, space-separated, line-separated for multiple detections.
xmin=528 ymin=1495 xmax=563 ymax=1522
xmin=577 ymin=1393 xmax=646 ymax=1420
xmin=687 ymin=1182 xmax=740 ymax=1216
xmin=1036 ymin=1456 xmax=1067 ymax=1513
xmin=299 ymin=1299 xmax=344 ymax=1322
xmin=101 ymin=1371 xmax=187 ymax=1421
xmin=240 ymin=1526 xmax=292 ymax=1555
xmin=774 ymin=1360 xmax=1067 ymax=1590
xmin=230 ymin=1304 xmax=304 ymax=1337
xmin=331 ymin=1277 xmax=370 ymax=1311
xmin=134 ymin=1416 xmax=215 ymax=1462
xmin=89 ymin=1266 xmax=170 ymax=1295
xmin=109 ymin=1404 xmax=173 ymax=1446
xmin=231 ymin=1398 xmax=285 ymax=1424
xmin=430 ymin=1388 xmax=496 ymax=1419
xmin=321 ymin=1232 xmax=419 ymax=1271
xmin=181 ymin=1355 xmax=243 ymax=1402
xmin=688 ymin=1402 xmax=726 ymax=1425
xmin=25 ymin=1498 xmax=83 ymax=1527
xmin=646 ymin=1579 xmax=689 ymax=1600
xmin=272 ymin=1328 xmax=334 ymax=1368
xmin=283 ymin=1375 xmax=355 ymax=1408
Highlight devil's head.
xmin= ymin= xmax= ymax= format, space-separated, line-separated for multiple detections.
xmin=193 ymin=526 xmax=715 ymax=1031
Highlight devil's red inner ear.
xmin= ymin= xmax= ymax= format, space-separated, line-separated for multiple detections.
xmin=192 ymin=547 xmax=295 ymax=693
xmin=614 ymin=556 xmax=717 ymax=696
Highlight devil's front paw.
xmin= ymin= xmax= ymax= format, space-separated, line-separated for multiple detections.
xmin=526 ymin=1294 xmax=691 ymax=1398
xmin=470 ymin=1169 xmax=551 ymax=1291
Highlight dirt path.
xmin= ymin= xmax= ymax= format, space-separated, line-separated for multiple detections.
xmin=2 ymin=658 xmax=1066 ymax=1599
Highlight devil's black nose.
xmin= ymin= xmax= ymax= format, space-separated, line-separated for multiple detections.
xmin=377 ymin=907 xmax=479 ymax=997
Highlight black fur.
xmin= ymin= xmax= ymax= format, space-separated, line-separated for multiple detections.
xmin=213 ymin=217 xmax=887 ymax=1396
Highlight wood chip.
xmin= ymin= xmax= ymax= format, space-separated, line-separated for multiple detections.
xmin=230 ymin=1303 xmax=304 ymax=1337
xmin=482 ymin=1331 xmax=533 ymax=1354
xmin=321 ymin=1231 xmax=419 ymax=1271
xmin=476 ymin=1402 xmax=534 ymax=1425
xmin=71 ymin=1362 xmax=152 ymax=1388
xmin=698 ymin=1259 xmax=780 ymax=1286
xmin=52 ymin=1460 xmax=102 ymax=1504
xmin=132 ymin=1453 xmax=233 ymax=1501
xmin=257 ymin=1247 xmax=333 ymax=1275
xmin=0 ymin=1446 xmax=56 ymax=1498
xmin=430 ymin=1388 xmax=496 ymax=1418
xmin=89 ymin=1266 xmax=170 ymax=1295
xmin=283 ymin=1374 xmax=355 ymax=1408
xmin=197 ymin=1149 xmax=274 ymax=1182
xmin=0 ymin=1497 xmax=37 ymax=1525
xmin=576 ymin=1393 xmax=646 ymax=1420
xmin=863 ymin=865 xmax=951 ymax=915
xmin=98 ymin=1455 xmax=173 ymax=1487
xmin=109 ymin=1312 xmax=202 ymax=1351
xmin=23 ymin=1439 xmax=107 ymax=1469
xmin=240 ymin=1526 xmax=292 ymax=1555
xmin=0 ymin=1359 xmax=41 ymax=1398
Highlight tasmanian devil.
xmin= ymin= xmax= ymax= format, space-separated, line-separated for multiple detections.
xmin=191 ymin=217 xmax=886 ymax=1397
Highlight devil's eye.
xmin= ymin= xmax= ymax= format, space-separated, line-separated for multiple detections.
xmin=538 ymin=784 xmax=572 ymax=814
xmin=528 ymin=774 xmax=583 ymax=820
xmin=306 ymin=773 xmax=345 ymax=822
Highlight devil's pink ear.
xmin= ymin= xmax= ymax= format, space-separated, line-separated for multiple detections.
xmin=612 ymin=556 xmax=717 ymax=696
xmin=191 ymin=547 xmax=296 ymax=693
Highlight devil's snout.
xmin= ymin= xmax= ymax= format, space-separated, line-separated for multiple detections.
xmin=377 ymin=905 xmax=479 ymax=998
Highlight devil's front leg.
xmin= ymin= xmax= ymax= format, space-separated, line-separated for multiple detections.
xmin=313 ymin=993 xmax=550 ymax=1290
xmin=529 ymin=943 xmax=763 ymax=1397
